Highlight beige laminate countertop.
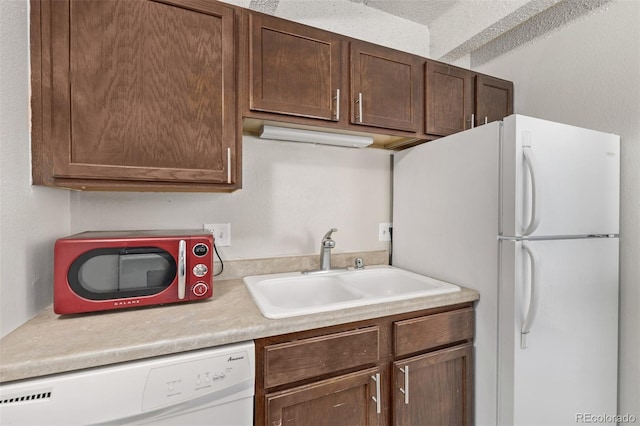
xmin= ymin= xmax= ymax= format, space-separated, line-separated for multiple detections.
xmin=0 ymin=277 xmax=479 ymax=384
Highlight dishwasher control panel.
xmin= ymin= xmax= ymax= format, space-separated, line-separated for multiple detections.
xmin=142 ymin=347 xmax=253 ymax=411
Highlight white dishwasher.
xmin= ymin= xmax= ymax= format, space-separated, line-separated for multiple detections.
xmin=0 ymin=341 xmax=255 ymax=425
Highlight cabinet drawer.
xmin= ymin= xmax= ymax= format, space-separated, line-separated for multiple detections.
xmin=264 ymin=326 xmax=380 ymax=388
xmin=266 ymin=367 xmax=380 ymax=426
xmin=394 ymin=308 xmax=473 ymax=356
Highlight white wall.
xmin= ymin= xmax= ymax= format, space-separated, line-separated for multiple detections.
xmin=473 ymin=0 xmax=640 ymax=418
xmin=70 ymin=138 xmax=392 ymax=260
xmin=0 ymin=0 xmax=70 ymax=337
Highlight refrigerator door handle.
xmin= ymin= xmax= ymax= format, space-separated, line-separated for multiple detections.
xmin=522 ymin=136 xmax=541 ymax=236
xmin=521 ymin=241 xmax=540 ymax=349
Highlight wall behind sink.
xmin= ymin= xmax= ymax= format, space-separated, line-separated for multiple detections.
xmin=70 ymin=137 xmax=393 ymax=260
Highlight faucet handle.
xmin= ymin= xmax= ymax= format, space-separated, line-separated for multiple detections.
xmin=322 ymin=228 xmax=338 ymax=241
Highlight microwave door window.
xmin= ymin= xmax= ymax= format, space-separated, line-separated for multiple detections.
xmin=119 ymin=252 xmax=174 ymax=290
xmin=78 ymin=255 xmax=119 ymax=293
xmin=69 ymin=248 xmax=177 ymax=300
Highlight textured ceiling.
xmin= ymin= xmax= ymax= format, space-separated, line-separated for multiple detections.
xmin=347 ymin=0 xmax=458 ymax=26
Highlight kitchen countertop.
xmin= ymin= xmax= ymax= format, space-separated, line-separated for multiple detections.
xmin=0 ymin=265 xmax=479 ymax=384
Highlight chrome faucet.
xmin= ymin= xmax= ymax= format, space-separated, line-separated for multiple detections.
xmin=319 ymin=228 xmax=338 ymax=271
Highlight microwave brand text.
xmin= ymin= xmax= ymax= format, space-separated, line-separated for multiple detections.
xmin=114 ymin=300 xmax=141 ymax=306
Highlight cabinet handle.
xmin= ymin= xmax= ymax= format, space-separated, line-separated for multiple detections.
xmin=398 ymin=365 xmax=409 ymax=404
xmin=484 ymin=116 xmax=488 ymax=125
xmin=356 ymin=92 xmax=363 ymax=123
xmin=226 ymin=147 xmax=231 ymax=184
xmin=371 ymin=373 xmax=381 ymax=414
xmin=470 ymin=113 xmax=475 ymax=129
xmin=333 ymin=89 xmax=340 ymax=121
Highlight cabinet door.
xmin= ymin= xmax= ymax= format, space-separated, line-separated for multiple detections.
xmin=265 ymin=368 xmax=382 ymax=426
xmin=249 ymin=13 xmax=342 ymax=121
xmin=350 ymin=42 xmax=422 ymax=132
xmin=393 ymin=343 xmax=473 ymax=426
xmin=425 ymin=61 xmax=474 ymax=136
xmin=46 ymin=0 xmax=237 ymax=185
xmin=475 ymin=74 xmax=514 ymax=126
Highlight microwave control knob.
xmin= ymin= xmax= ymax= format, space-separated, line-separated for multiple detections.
xmin=192 ymin=282 xmax=209 ymax=297
xmin=193 ymin=263 xmax=208 ymax=277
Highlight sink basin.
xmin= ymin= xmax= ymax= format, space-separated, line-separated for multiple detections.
xmin=243 ymin=265 xmax=460 ymax=319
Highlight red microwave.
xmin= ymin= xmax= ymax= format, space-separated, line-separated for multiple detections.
xmin=54 ymin=230 xmax=214 ymax=314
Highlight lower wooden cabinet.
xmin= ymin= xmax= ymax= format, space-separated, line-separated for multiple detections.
xmin=393 ymin=343 xmax=473 ymax=426
xmin=255 ymin=304 xmax=474 ymax=426
xmin=266 ymin=367 xmax=382 ymax=426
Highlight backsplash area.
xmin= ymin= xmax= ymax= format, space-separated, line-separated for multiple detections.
xmin=215 ymin=250 xmax=389 ymax=281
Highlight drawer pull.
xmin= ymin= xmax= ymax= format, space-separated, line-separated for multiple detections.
xmin=399 ymin=365 xmax=409 ymax=404
xmin=371 ymin=373 xmax=381 ymax=414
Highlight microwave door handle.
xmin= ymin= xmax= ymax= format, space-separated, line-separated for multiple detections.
xmin=178 ymin=240 xmax=186 ymax=299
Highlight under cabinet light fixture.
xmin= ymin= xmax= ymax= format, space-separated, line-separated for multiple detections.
xmin=259 ymin=125 xmax=373 ymax=148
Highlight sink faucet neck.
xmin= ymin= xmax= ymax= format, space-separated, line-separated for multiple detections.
xmin=319 ymin=228 xmax=337 ymax=271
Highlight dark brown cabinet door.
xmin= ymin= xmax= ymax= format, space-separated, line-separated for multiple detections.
xmin=425 ymin=61 xmax=474 ymax=136
xmin=265 ymin=368 xmax=382 ymax=426
xmin=393 ymin=343 xmax=473 ymax=426
xmin=475 ymin=74 xmax=514 ymax=126
xmin=39 ymin=0 xmax=238 ymax=188
xmin=350 ymin=42 xmax=422 ymax=132
xmin=249 ymin=12 xmax=342 ymax=121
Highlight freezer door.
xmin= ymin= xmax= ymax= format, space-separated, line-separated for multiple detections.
xmin=498 ymin=238 xmax=618 ymax=426
xmin=501 ymin=115 xmax=620 ymax=237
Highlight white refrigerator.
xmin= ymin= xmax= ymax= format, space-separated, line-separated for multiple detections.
xmin=392 ymin=114 xmax=619 ymax=426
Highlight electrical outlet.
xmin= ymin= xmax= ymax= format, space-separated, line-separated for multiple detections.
xmin=378 ymin=223 xmax=392 ymax=241
xmin=203 ymin=223 xmax=231 ymax=246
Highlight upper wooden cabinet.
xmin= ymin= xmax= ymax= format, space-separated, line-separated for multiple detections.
xmin=243 ymin=13 xmax=426 ymax=147
xmin=248 ymin=13 xmax=342 ymax=121
xmin=425 ymin=61 xmax=474 ymax=136
xmin=243 ymin=11 xmax=513 ymax=149
xmin=475 ymin=74 xmax=514 ymax=126
xmin=31 ymin=0 xmax=241 ymax=191
xmin=349 ymin=42 xmax=422 ymax=132
xmin=425 ymin=60 xmax=514 ymax=136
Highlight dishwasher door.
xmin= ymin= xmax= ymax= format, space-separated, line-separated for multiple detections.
xmin=0 ymin=341 xmax=255 ymax=426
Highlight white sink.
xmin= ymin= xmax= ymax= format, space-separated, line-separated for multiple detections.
xmin=243 ymin=265 xmax=460 ymax=319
